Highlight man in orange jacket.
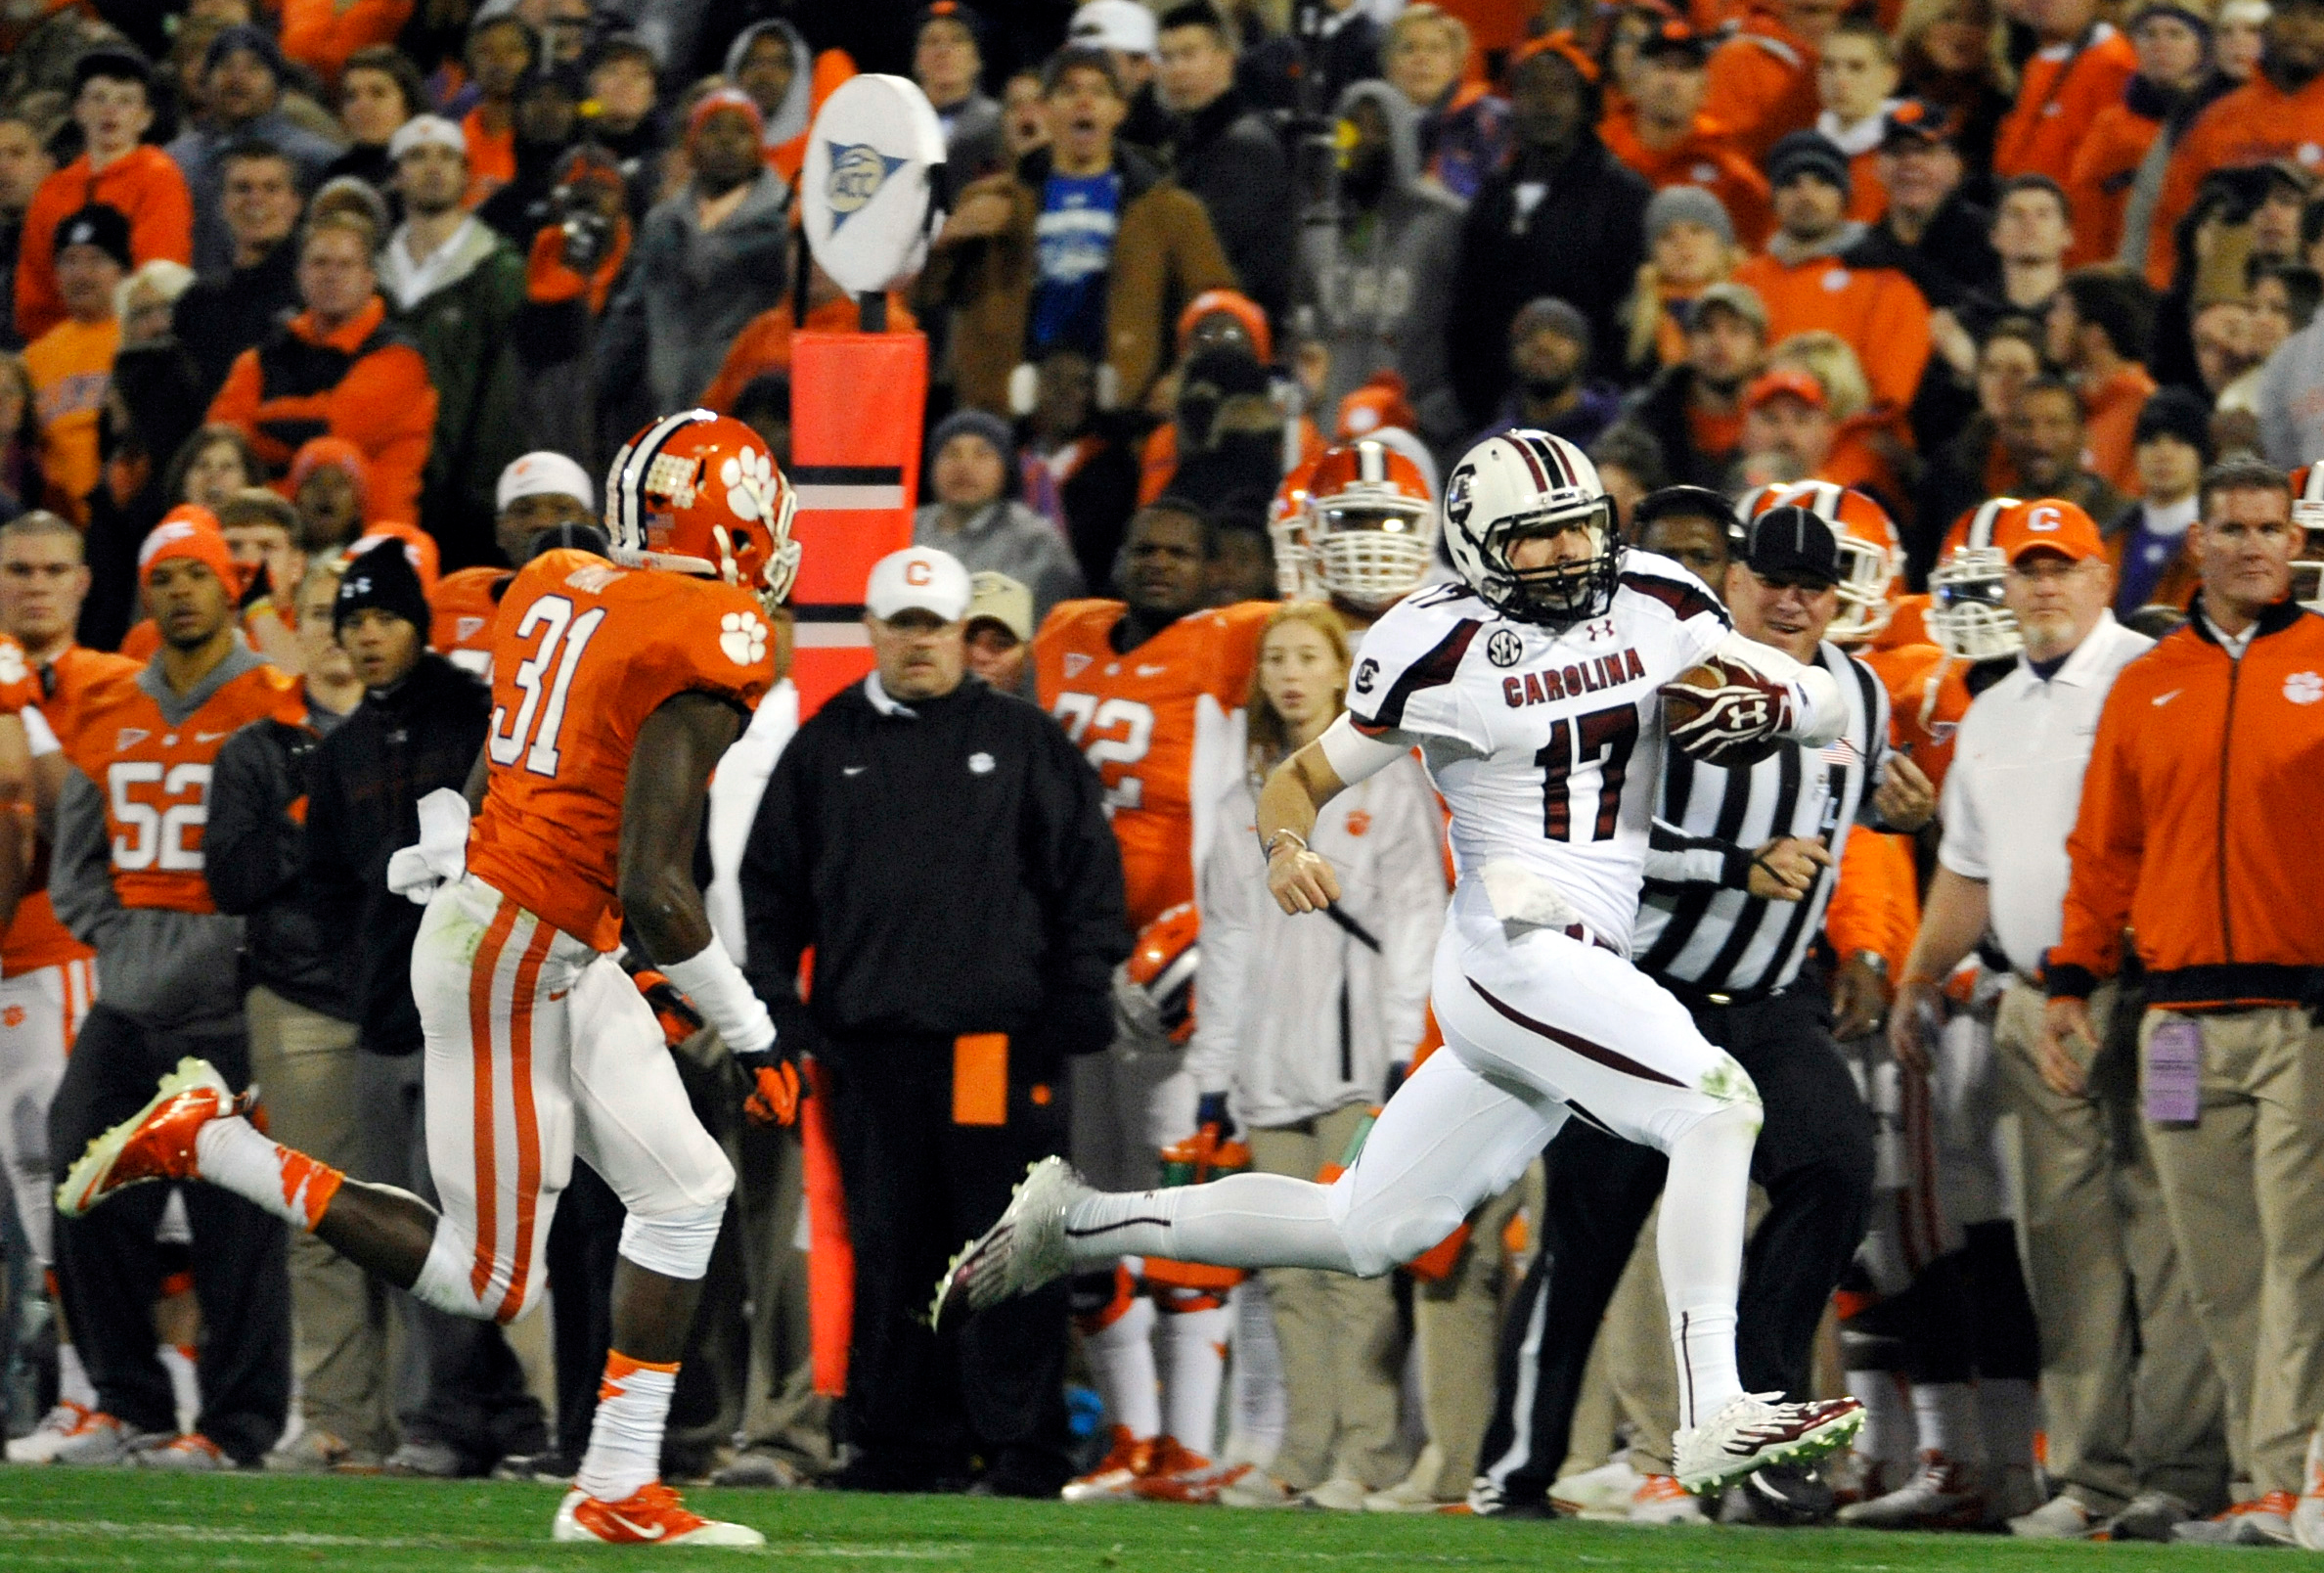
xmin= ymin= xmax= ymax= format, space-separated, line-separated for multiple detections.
xmin=1732 ymin=132 xmax=1932 ymax=414
xmin=1703 ymin=0 xmax=1845 ymax=163
xmin=1601 ymin=18 xmax=1775 ymax=247
xmin=1992 ymin=0 xmax=2138 ymax=245
xmin=16 ymin=50 xmax=193 ymax=345
xmin=205 ymin=210 xmax=435 ymax=525
xmin=2150 ymin=0 xmax=2324 ymax=287
xmin=2045 ymin=458 xmax=2324 ymax=1547
xmin=2047 ymin=268 xmax=2159 ymax=495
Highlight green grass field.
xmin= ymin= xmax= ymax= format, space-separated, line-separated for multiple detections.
xmin=0 ymin=1468 xmax=2250 ymax=1571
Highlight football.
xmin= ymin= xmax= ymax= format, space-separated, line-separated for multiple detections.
xmin=1661 ymin=657 xmax=1788 ymax=768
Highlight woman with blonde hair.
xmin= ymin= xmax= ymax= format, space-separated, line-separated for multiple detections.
xmin=1384 ymin=4 xmax=1510 ymax=200
xmin=1179 ymin=601 xmax=1449 ymax=1510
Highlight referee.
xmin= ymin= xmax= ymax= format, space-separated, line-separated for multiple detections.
xmin=1473 ymin=504 xmax=1929 ymax=1519
xmin=739 ymin=546 xmax=1130 ymax=1498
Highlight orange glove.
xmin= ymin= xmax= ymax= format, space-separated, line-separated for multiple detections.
xmin=743 ymin=1057 xmax=804 ymax=1127
xmin=632 ymin=968 xmax=704 ymax=1050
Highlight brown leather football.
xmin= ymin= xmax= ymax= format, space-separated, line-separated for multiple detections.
xmin=1659 ymin=661 xmax=1729 ymax=733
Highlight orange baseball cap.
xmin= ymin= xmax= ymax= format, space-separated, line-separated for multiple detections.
xmin=1744 ymin=367 xmax=1827 ymax=411
xmin=1996 ymin=497 xmax=2107 ymax=564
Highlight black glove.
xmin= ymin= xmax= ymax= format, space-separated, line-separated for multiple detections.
xmin=1194 ymin=1090 xmax=1235 ymax=1141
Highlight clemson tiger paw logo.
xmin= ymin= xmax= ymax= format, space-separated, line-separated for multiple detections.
xmin=720 ymin=610 xmax=769 ymax=666
xmin=720 ymin=448 xmax=775 ymax=523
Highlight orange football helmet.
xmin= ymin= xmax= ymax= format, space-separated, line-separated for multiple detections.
xmin=1289 ymin=440 xmax=1437 ymax=612
xmin=1928 ymin=496 xmax=2023 ymax=660
xmin=1124 ymin=902 xmax=1200 ymax=1046
xmin=1269 ymin=452 xmax=1323 ymax=599
xmin=2293 ymin=466 xmax=2324 ymax=611
xmin=605 ymin=410 xmax=801 ymax=608
xmin=1757 ymin=481 xmax=1902 ymax=643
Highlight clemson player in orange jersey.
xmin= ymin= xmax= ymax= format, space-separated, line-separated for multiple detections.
xmin=1034 ymin=498 xmax=1273 ymax=1500
xmin=430 ymin=453 xmax=605 ymax=678
xmin=0 ymin=512 xmax=137 ymax=1462
xmin=59 ymin=412 xmax=803 ymax=1545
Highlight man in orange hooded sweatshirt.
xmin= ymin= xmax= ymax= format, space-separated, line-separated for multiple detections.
xmin=1703 ymin=0 xmax=1846 ymax=163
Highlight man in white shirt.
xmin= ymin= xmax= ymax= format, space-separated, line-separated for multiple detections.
xmin=1889 ymin=498 xmax=2223 ymax=1543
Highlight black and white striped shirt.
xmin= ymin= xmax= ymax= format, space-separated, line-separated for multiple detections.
xmin=1632 ymin=642 xmax=1888 ymax=1000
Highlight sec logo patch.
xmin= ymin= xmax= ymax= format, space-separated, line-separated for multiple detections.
xmin=1487 ymin=628 xmax=1524 ymax=667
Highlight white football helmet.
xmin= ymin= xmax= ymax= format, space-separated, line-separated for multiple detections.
xmin=1929 ymin=496 xmax=2025 ymax=660
xmin=1441 ymin=430 xmax=1617 ymax=625
xmin=2294 ymin=465 xmax=2324 ymax=611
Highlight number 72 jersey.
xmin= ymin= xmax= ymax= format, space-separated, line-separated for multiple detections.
xmin=1034 ymin=599 xmax=1274 ymax=931
xmin=465 ymin=549 xmax=778 ymax=953
xmin=1344 ymin=558 xmax=1731 ymax=949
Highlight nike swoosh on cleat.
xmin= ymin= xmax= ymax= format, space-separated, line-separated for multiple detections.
xmin=605 ymin=1513 xmax=666 ymax=1540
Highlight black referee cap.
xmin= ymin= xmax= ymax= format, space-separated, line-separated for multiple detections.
xmin=1742 ymin=504 xmax=1840 ymax=587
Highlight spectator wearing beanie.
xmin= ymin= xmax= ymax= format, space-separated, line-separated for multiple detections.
xmin=288 ymin=436 xmax=373 ymax=552
xmin=168 ymin=25 xmax=345 ymax=275
xmin=16 ymin=49 xmax=194 ymax=346
xmin=1625 ymin=185 xmax=1744 ymax=379
xmin=2109 ymin=385 xmax=2213 ymax=612
xmin=303 ymin=539 xmax=548 ymax=1477
xmin=915 ymin=410 xmax=1087 ymax=625
xmin=600 ymin=86 xmax=791 ymax=422
xmin=1471 ymin=297 xmax=1622 ymax=450
xmin=25 ymin=203 xmax=129 ymax=524
xmin=1601 ymin=19 xmax=1775 ymax=249
xmin=206 ymin=209 xmax=436 ymax=527
xmin=1732 ymin=131 xmax=1932 ymax=415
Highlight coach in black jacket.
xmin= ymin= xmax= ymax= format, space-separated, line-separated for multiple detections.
xmin=741 ymin=546 xmax=1129 ymax=1499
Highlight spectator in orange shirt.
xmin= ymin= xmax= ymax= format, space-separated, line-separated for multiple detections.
xmin=1704 ymin=0 xmax=1846 ymax=163
xmin=461 ymin=13 xmax=536 ymax=207
xmin=2150 ymin=0 xmax=2324 ymax=288
xmin=2067 ymin=0 xmax=2217 ymax=271
xmin=1602 ymin=19 xmax=1776 ymax=248
xmin=2047 ymin=268 xmax=2161 ymax=493
xmin=23 ymin=205 xmax=128 ymax=524
xmin=205 ymin=210 xmax=436 ymax=524
xmin=1735 ymin=363 xmax=1839 ymax=487
xmin=1993 ymin=0 xmax=2139 ymax=233
xmin=17 ymin=50 xmax=195 ymax=346
xmin=1732 ymin=131 xmax=1933 ymax=414
xmin=1813 ymin=17 xmax=1904 ymax=223
xmin=2004 ymin=375 xmax=2132 ymax=522
xmin=279 ymin=0 xmax=414 ymax=90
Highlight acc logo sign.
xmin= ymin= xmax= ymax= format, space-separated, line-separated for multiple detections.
xmin=825 ymin=142 xmax=906 ymax=231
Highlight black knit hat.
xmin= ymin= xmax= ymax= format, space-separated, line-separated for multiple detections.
xmin=54 ymin=202 xmax=131 ymax=269
xmin=334 ymin=538 xmax=432 ymax=639
xmin=2132 ymin=384 xmax=2215 ymax=465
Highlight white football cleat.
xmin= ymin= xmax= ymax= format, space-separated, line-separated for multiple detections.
xmin=552 ymin=1482 xmax=764 ymax=1545
xmin=2296 ymin=1426 xmax=2324 ymax=1551
xmin=929 ymin=1156 xmax=1093 ymax=1330
xmin=6 ymin=1401 xmax=93 ymax=1464
xmin=1672 ymin=1391 xmax=1863 ymax=1494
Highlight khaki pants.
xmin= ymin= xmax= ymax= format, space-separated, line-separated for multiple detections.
xmin=1248 ymin=1103 xmax=1408 ymax=1492
xmin=2141 ymin=1004 xmax=2324 ymax=1498
xmin=246 ymin=986 xmax=392 ymax=1458
xmin=1995 ymin=981 xmax=2225 ymax=1511
xmin=1410 ymin=1179 xmax=1524 ymax=1499
xmin=735 ymin=1118 xmax=831 ymax=1470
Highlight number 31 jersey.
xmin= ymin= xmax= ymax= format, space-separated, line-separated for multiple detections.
xmin=1034 ymin=599 xmax=1274 ymax=930
xmin=466 ymin=549 xmax=778 ymax=953
xmin=1344 ymin=555 xmax=1730 ymax=948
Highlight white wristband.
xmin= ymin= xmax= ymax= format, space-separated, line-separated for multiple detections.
xmin=660 ymin=938 xmax=777 ymax=1058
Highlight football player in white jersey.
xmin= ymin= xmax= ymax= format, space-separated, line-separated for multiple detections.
xmin=937 ymin=430 xmax=1870 ymax=1492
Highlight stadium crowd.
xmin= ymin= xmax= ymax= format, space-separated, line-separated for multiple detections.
xmin=0 ymin=0 xmax=2322 ymax=1550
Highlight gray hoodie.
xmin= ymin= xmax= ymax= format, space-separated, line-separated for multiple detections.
xmin=724 ymin=20 xmax=813 ymax=147
xmin=2257 ymin=313 xmax=2324 ymax=471
xmin=602 ymin=167 xmax=793 ymax=412
xmin=52 ymin=645 xmax=276 ymax=1033
xmin=1303 ymin=82 xmax=1468 ymax=451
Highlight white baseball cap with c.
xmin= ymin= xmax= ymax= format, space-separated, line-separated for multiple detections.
xmin=866 ymin=545 xmax=972 ymax=622
xmin=497 ymin=451 xmax=596 ymax=513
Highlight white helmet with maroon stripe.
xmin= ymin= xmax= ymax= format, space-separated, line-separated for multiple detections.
xmin=1929 ymin=496 xmax=2024 ymax=659
xmin=1441 ymin=429 xmax=1617 ymax=626
xmin=605 ymin=409 xmax=801 ymax=610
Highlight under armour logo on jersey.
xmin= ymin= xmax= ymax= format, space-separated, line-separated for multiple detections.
xmin=1584 ymin=617 xmax=1616 ymax=643
xmin=1352 ymin=657 xmax=1379 ymax=696
xmin=1486 ymin=629 xmax=1524 ymax=668
xmin=719 ymin=611 xmax=769 ymax=666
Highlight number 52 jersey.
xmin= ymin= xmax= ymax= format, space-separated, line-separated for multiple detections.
xmin=1344 ymin=557 xmax=1733 ymax=949
xmin=466 ymin=549 xmax=778 ymax=953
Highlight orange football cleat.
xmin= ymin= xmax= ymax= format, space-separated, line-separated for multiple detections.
xmin=1060 ymin=1425 xmax=1157 ymax=1502
xmin=552 ymin=1480 xmax=764 ymax=1546
xmin=57 ymin=1059 xmax=243 ymax=1219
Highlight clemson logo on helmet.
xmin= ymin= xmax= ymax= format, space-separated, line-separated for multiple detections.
xmin=719 ymin=610 xmax=769 ymax=666
xmin=720 ymin=448 xmax=776 ymax=524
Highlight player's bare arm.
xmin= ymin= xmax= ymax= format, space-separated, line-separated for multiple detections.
xmin=0 ymin=712 xmax=32 ymax=927
xmin=1258 ymin=737 xmax=1345 ymax=914
xmin=617 ymin=691 xmax=743 ymax=965
xmin=462 ymin=742 xmax=489 ymax=814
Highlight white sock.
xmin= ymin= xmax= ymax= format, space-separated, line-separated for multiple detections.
xmin=576 ymin=1351 xmax=678 ymax=1501
xmin=1157 ymin=1300 xmax=1231 ymax=1456
xmin=157 ymin=1343 xmax=200 ymax=1435
xmin=193 ymin=1116 xmax=342 ymax=1230
xmin=57 ymin=1340 xmax=95 ymax=1409
xmin=1910 ymin=1381 xmax=1983 ymax=1463
xmin=1226 ymin=1280 xmax=1285 ymax=1465
xmin=1976 ymin=1377 xmax=2039 ymax=1479
xmin=1081 ymin=1292 xmax=1161 ymax=1441
xmin=1655 ymin=1108 xmax=1757 ymax=1429
xmin=1847 ymin=1370 xmax=1912 ymax=1472
xmin=1066 ymin=1176 xmax=1352 ymax=1273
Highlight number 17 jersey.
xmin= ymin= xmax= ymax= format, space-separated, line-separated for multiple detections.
xmin=1344 ymin=555 xmax=1730 ymax=949
xmin=466 ymin=550 xmax=778 ymax=953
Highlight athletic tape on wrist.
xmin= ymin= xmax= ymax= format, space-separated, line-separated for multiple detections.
xmin=661 ymin=938 xmax=777 ymax=1057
